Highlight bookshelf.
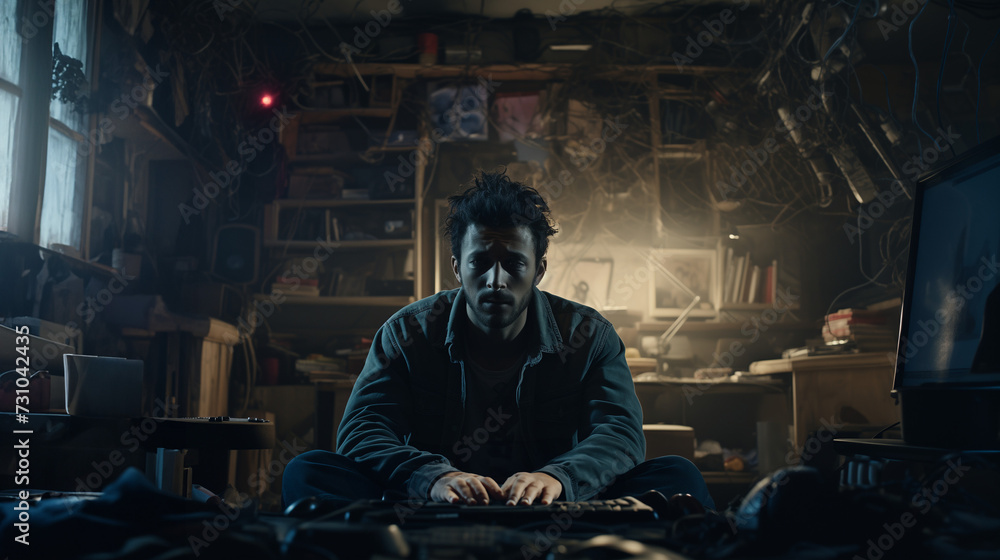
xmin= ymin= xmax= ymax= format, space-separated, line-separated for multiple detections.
xmin=253 ymin=294 xmax=414 ymax=307
xmin=718 ymin=226 xmax=802 ymax=313
xmin=719 ymin=247 xmax=779 ymax=308
xmin=258 ymin=67 xmax=429 ymax=312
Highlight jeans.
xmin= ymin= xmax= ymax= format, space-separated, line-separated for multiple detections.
xmin=282 ymin=451 xmax=716 ymax=511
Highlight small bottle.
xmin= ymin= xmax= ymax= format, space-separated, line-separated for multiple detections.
xmin=417 ymin=33 xmax=437 ymax=66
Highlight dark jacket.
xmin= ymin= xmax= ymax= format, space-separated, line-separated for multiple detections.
xmin=336 ymin=287 xmax=645 ymax=501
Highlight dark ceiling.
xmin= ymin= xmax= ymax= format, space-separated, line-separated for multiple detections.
xmin=252 ymin=0 xmax=766 ymax=21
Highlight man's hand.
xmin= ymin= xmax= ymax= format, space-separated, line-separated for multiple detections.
xmin=501 ymin=472 xmax=562 ymax=505
xmin=430 ymin=472 xmax=505 ymax=505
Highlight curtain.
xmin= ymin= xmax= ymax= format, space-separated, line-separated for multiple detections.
xmin=39 ymin=127 xmax=84 ymax=250
xmin=40 ymin=0 xmax=89 ymax=249
xmin=0 ymin=0 xmax=22 ymax=231
xmin=50 ymin=0 xmax=88 ymax=133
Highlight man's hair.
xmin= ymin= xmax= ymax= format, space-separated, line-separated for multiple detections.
xmin=445 ymin=170 xmax=558 ymax=266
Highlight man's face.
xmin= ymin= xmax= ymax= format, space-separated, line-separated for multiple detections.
xmin=453 ymin=224 xmax=546 ymax=336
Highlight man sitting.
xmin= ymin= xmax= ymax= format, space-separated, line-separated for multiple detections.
xmin=282 ymin=170 xmax=714 ymax=509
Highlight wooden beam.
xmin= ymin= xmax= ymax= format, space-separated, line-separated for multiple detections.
xmin=313 ymin=62 xmax=747 ymax=82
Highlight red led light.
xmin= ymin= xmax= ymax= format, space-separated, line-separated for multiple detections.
xmin=260 ymin=94 xmax=274 ymax=107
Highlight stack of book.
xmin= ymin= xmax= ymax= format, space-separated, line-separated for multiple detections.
xmin=821 ymin=306 xmax=899 ymax=352
xmin=295 ymin=355 xmax=354 ymax=383
xmin=272 ymin=277 xmax=321 ymax=297
xmin=722 ymin=248 xmax=777 ymax=305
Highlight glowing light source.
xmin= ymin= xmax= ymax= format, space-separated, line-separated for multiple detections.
xmin=260 ymin=94 xmax=274 ymax=107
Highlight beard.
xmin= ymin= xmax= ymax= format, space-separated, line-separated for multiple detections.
xmin=470 ymin=291 xmax=532 ymax=330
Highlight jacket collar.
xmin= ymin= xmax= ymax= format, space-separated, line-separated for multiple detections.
xmin=441 ymin=286 xmax=564 ymax=364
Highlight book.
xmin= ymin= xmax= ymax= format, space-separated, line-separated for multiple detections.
xmin=736 ymin=253 xmax=751 ymax=303
xmin=331 ymin=217 xmax=341 ymax=241
xmin=275 ymin=277 xmax=319 ymax=287
xmin=295 ymin=356 xmax=347 ymax=373
xmin=742 ymin=254 xmax=751 ymax=302
xmin=748 ymin=265 xmax=761 ymax=304
xmin=765 ymin=260 xmax=776 ymax=304
xmin=822 ymin=323 xmax=897 ymax=339
xmin=341 ymin=188 xmax=370 ymax=200
xmin=824 ymin=308 xmax=890 ymax=327
xmin=821 ymin=305 xmax=900 ymax=352
xmin=308 ymin=371 xmax=357 ymax=383
xmin=731 ymin=255 xmax=746 ymax=303
xmin=723 ymin=247 xmax=735 ymax=304
xmin=282 ymin=286 xmax=321 ymax=297
xmin=865 ymin=297 xmax=903 ymax=312
xmin=821 ymin=329 xmax=898 ymax=352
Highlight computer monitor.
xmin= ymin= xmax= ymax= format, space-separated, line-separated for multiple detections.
xmin=892 ymin=134 xmax=1000 ymax=449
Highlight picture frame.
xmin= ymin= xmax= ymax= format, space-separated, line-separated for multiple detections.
xmin=647 ymin=249 xmax=719 ymax=318
xmin=538 ymin=242 xmax=616 ymax=310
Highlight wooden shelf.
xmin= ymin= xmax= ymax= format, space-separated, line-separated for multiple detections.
xmin=634 ymin=379 xmax=786 ymax=395
xmin=649 ymin=87 xmax=706 ymax=101
xmin=288 ymin=147 xmax=420 ymax=166
xmin=269 ymin=198 xmax=416 ymax=208
xmin=263 ymin=239 xmax=415 ymax=250
xmin=700 ymin=471 xmax=759 ymax=485
xmin=746 ymin=351 xmax=894 ymax=375
xmin=656 ymin=143 xmax=706 ymax=160
xmin=313 ymin=62 xmax=748 ymax=81
xmin=367 ymin=145 xmax=420 ymax=152
xmin=287 ymin=153 xmax=365 ymax=166
xmin=255 ymin=294 xmax=415 ymax=307
xmin=297 ymin=107 xmax=394 ymax=123
xmin=720 ymin=303 xmax=801 ymax=311
xmin=636 ymin=321 xmax=811 ymax=332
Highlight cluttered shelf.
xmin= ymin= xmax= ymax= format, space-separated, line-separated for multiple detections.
xmin=718 ymin=302 xmax=800 ymax=311
xmin=262 ymin=190 xmax=418 ymax=259
xmin=634 ymin=376 xmax=786 ymax=393
xmin=635 ymin=321 xmax=810 ymax=332
xmin=744 ymin=351 xmax=896 ymax=375
xmin=262 ymin=239 xmax=415 ymax=250
xmin=253 ymin=294 xmax=415 ymax=307
xmin=296 ymin=107 xmax=395 ymax=122
xmin=267 ymin=198 xmax=416 ymax=208
xmin=287 ymin=149 xmax=422 ymax=166
xmin=312 ymin=62 xmax=749 ymax=80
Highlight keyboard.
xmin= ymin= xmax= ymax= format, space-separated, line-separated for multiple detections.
xmin=354 ymin=496 xmax=659 ymax=526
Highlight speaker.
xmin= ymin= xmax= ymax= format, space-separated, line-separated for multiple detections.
xmin=212 ymin=224 xmax=259 ymax=284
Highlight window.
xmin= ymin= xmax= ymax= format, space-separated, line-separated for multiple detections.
xmin=39 ymin=0 xmax=90 ymax=250
xmin=0 ymin=0 xmax=92 ymax=251
xmin=0 ymin=0 xmax=21 ymax=232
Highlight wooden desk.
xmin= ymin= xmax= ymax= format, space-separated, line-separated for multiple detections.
xmin=747 ymin=352 xmax=900 ymax=459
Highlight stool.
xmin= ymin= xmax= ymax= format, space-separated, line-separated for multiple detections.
xmin=141 ymin=417 xmax=275 ymax=497
xmin=643 ymin=424 xmax=695 ymax=461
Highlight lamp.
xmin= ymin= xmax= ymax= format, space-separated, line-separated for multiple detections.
xmin=644 ymin=252 xmax=702 ymax=371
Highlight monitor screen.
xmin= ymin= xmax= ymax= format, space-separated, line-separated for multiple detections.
xmin=896 ymin=137 xmax=1000 ymax=387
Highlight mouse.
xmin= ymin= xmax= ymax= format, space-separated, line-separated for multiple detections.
xmin=283 ymin=495 xmax=349 ymax=518
xmin=633 ymin=489 xmax=670 ymax=513
xmin=633 ymin=490 xmax=705 ymax=521
xmin=663 ymin=493 xmax=706 ymax=521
